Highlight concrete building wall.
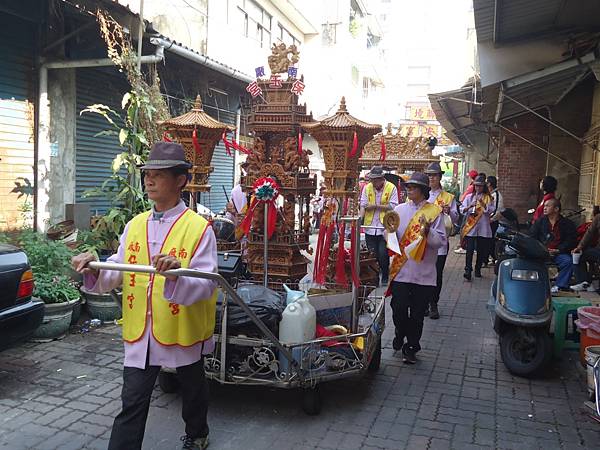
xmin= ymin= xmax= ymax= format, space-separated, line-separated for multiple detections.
xmin=47 ymin=69 xmax=77 ymax=225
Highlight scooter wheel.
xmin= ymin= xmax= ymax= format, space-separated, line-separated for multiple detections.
xmin=500 ymin=327 xmax=552 ymax=377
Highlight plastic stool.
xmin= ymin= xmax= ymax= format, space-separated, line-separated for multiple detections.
xmin=552 ymin=297 xmax=592 ymax=357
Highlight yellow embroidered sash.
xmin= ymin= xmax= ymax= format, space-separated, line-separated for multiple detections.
xmin=387 ymin=202 xmax=441 ymax=293
xmin=461 ymin=194 xmax=492 ymax=239
xmin=434 ymin=190 xmax=454 ymax=208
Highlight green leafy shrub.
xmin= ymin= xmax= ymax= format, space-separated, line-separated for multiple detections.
xmin=33 ymin=272 xmax=80 ymax=304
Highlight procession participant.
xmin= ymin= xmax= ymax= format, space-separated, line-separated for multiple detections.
xmin=487 ymin=176 xmax=504 ymax=263
xmin=72 ymin=142 xmax=217 ymax=450
xmin=533 ymin=175 xmax=558 ymax=223
xmin=529 ymin=198 xmax=576 ymax=294
xmin=460 ymin=174 xmax=494 ymax=281
xmin=388 ymin=172 xmax=445 ymax=363
xmin=425 ymin=162 xmax=458 ymax=320
xmin=360 ymin=165 xmax=399 ymax=285
xmin=571 ymin=207 xmax=600 ymax=292
xmin=459 ymin=169 xmax=479 ymax=202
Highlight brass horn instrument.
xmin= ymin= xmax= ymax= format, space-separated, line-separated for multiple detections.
xmin=383 ymin=210 xmax=400 ymax=232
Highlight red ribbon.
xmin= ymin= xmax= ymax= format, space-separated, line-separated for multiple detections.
xmin=222 ymin=131 xmax=252 ymax=155
xmin=335 ymin=221 xmax=347 ymax=285
xmin=192 ymin=129 xmax=201 ymax=155
xmin=222 ymin=131 xmax=232 ymax=156
xmin=348 ymin=131 xmax=358 ymax=157
xmin=380 ymin=135 xmax=386 ymax=161
xmin=162 ymin=131 xmax=172 ymax=142
xmin=298 ymin=132 xmax=303 ymax=155
xmin=349 ymin=223 xmax=360 ymax=287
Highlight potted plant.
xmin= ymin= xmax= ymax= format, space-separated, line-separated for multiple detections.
xmin=16 ymin=229 xmax=82 ymax=340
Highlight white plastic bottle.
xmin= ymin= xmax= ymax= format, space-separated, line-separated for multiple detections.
xmin=278 ymin=292 xmax=317 ymax=374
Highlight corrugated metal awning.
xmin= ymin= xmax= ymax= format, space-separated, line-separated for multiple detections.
xmin=474 ymin=0 xmax=600 ymax=44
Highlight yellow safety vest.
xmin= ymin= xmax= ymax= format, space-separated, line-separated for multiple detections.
xmin=364 ymin=181 xmax=396 ymax=226
xmin=122 ymin=209 xmax=217 ymax=346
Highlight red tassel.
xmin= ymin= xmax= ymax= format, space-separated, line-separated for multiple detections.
xmin=239 ymin=196 xmax=258 ymax=237
xmin=222 ymin=131 xmax=232 ymax=156
xmin=267 ymin=202 xmax=277 ymax=239
xmin=349 ymin=224 xmax=360 ymax=288
xmin=298 ymin=132 xmax=303 ymax=155
xmin=192 ymin=129 xmax=201 ymax=155
xmin=380 ymin=135 xmax=386 ymax=161
xmin=316 ymin=222 xmax=335 ymax=284
xmin=349 ymin=131 xmax=358 ymax=157
xmin=162 ymin=131 xmax=172 ymax=142
xmin=313 ymin=223 xmax=326 ymax=282
xmin=335 ymin=222 xmax=347 ymax=285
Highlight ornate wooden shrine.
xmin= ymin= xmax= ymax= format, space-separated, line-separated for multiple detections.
xmin=242 ymin=56 xmax=316 ymax=287
xmin=158 ymin=95 xmax=234 ymax=196
xmin=303 ymin=97 xmax=382 ymax=204
xmin=359 ymin=124 xmax=438 ymax=173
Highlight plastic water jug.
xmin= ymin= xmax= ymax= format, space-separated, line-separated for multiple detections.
xmin=283 ymin=284 xmax=304 ymax=305
xmin=279 ymin=292 xmax=316 ymax=344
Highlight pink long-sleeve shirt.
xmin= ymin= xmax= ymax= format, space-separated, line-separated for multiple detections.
xmin=428 ymin=188 xmax=458 ymax=256
xmin=392 ymin=199 xmax=445 ymax=286
xmin=84 ymin=201 xmax=218 ymax=369
xmin=460 ymin=193 xmax=494 ymax=238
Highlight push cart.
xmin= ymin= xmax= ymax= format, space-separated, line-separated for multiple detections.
xmin=88 ymin=218 xmax=385 ymax=415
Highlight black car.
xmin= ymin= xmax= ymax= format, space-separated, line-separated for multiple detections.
xmin=0 ymin=244 xmax=44 ymax=350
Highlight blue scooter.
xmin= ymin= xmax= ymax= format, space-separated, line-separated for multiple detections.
xmin=489 ymin=229 xmax=553 ymax=377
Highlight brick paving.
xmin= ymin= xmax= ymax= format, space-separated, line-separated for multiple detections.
xmin=1 ymin=238 xmax=599 ymax=449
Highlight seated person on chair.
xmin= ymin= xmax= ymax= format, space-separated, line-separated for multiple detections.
xmin=528 ymin=198 xmax=577 ymax=294
xmin=570 ymin=206 xmax=600 ymax=292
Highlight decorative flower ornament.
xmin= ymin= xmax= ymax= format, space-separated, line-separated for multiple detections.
xmin=239 ymin=177 xmax=280 ymax=239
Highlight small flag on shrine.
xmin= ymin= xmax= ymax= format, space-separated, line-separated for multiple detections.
xmin=287 ymin=67 xmax=298 ymax=78
xmin=290 ymin=80 xmax=305 ymax=96
xmin=246 ymin=81 xmax=262 ymax=97
xmin=349 ymin=131 xmax=358 ymax=157
xmin=298 ymin=132 xmax=303 ymax=155
xmin=269 ymin=74 xmax=283 ymax=88
xmin=255 ymin=66 xmax=265 ymax=78
xmin=192 ymin=129 xmax=201 ymax=155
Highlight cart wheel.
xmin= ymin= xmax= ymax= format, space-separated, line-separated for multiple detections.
xmin=158 ymin=371 xmax=179 ymax=393
xmin=301 ymin=387 xmax=322 ymax=415
xmin=368 ymin=338 xmax=382 ymax=372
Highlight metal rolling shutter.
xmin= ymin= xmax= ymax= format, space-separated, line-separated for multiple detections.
xmin=197 ymin=105 xmax=237 ymax=213
xmin=75 ymin=68 xmax=129 ymax=214
xmin=0 ymin=15 xmax=35 ymax=229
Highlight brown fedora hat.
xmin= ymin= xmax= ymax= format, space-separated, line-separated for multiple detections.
xmin=140 ymin=142 xmax=192 ymax=170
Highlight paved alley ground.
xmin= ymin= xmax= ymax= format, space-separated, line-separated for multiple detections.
xmin=0 ymin=240 xmax=599 ymax=450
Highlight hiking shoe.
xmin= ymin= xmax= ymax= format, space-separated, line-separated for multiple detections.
xmin=402 ymin=345 xmax=417 ymax=364
xmin=454 ymin=248 xmax=466 ymax=254
xmin=464 ymin=270 xmax=472 ymax=281
xmin=424 ymin=306 xmax=430 ymax=317
xmin=570 ymin=281 xmax=590 ymax=292
xmin=474 ymin=269 xmax=482 ymax=278
xmin=181 ymin=435 xmax=209 ymax=450
xmin=429 ymin=303 xmax=440 ymax=320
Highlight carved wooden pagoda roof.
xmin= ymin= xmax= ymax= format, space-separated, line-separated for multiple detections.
xmin=361 ymin=128 xmax=438 ymax=163
xmin=302 ymin=97 xmax=382 ymax=134
xmin=159 ymin=95 xmax=234 ymax=130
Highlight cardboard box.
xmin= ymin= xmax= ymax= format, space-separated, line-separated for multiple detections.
xmin=308 ymin=291 xmax=353 ymax=328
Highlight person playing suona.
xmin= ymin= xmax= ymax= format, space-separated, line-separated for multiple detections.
xmin=72 ymin=142 xmax=217 ymax=450
xmin=360 ymin=165 xmax=399 ymax=285
xmin=460 ymin=174 xmax=494 ymax=281
xmin=571 ymin=208 xmax=600 ymax=293
xmin=387 ymin=172 xmax=445 ymax=364
xmin=528 ymin=198 xmax=577 ymax=294
xmin=532 ymin=175 xmax=558 ymax=223
xmin=424 ymin=162 xmax=458 ymax=320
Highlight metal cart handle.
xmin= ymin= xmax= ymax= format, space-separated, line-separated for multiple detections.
xmin=87 ymin=261 xmax=301 ymax=380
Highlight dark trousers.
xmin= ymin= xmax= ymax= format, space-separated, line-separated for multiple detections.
xmin=365 ymin=233 xmax=389 ymax=281
xmin=490 ymin=222 xmax=499 ymax=260
xmin=431 ymin=253 xmax=447 ymax=306
xmin=108 ymin=358 xmax=209 ymax=450
xmin=464 ymin=236 xmax=490 ymax=272
xmin=390 ymin=281 xmax=435 ymax=353
xmin=575 ymin=247 xmax=600 ymax=283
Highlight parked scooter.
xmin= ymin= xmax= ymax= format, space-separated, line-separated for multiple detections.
xmin=489 ymin=227 xmax=553 ymax=377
